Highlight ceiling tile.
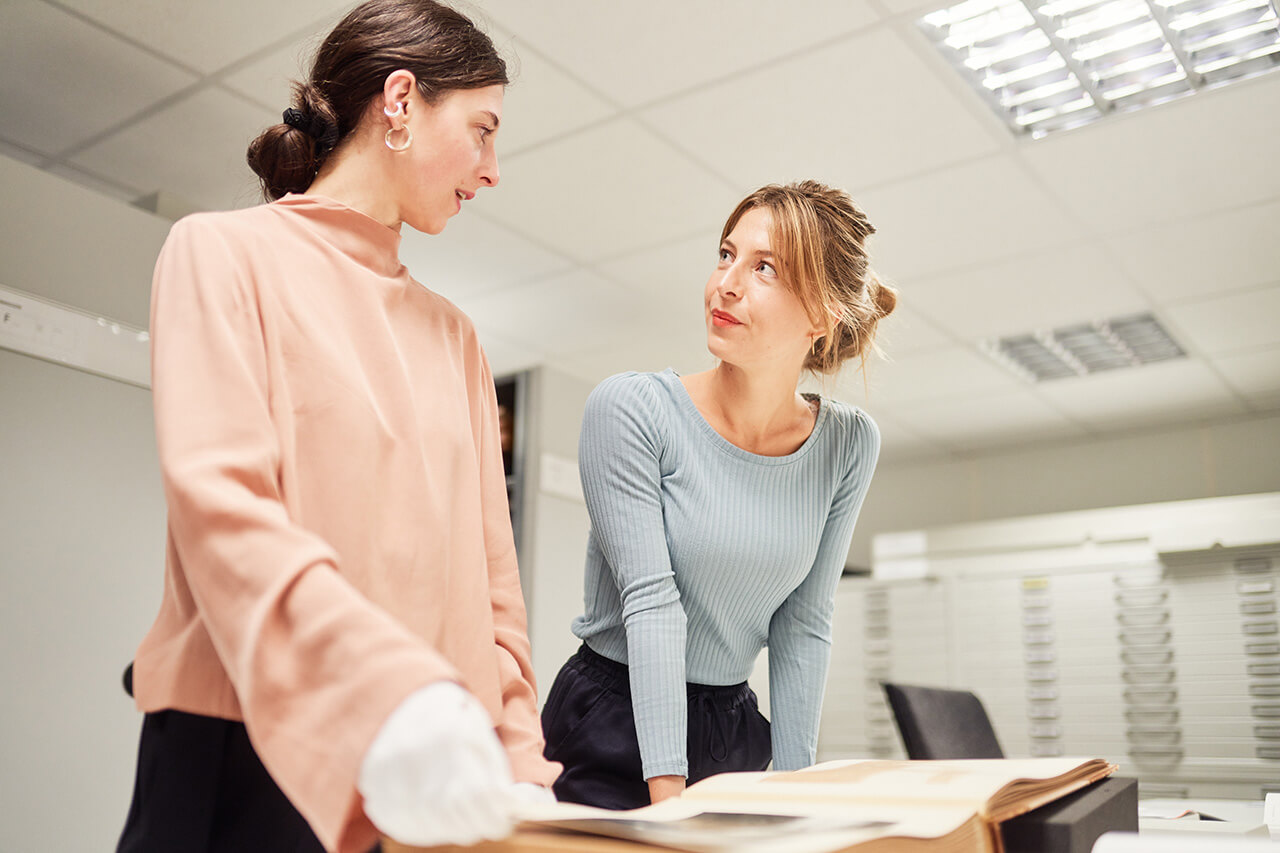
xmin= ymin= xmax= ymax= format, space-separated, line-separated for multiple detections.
xmin=890 ymin=390 xmax=1088 ymax=453
xmin=44 ymin=162 xmax=141 ymax=204
xmin=476 ymin=0 xmax=882 ymax=107
xmin=855 ymin=156 xmax=1087 ymax=281
xmin=904 ymin=243 xmax=1149 ymax=340
xmin=473 ymin=329 xmax=544 ymax=378
xmin=0 ymin=0 xmax=196 ymax=157
xmin=400 ymin=211 xmax=575 ymax=303
xmin=1019 ymin=73 xmax=1280 ymax=234
xmin=595 ymin=229 xmax=718 ymax=337
xmin=639 ymin=27 xmax=1001 ymax=192
xmin=1033 ymin=359 xmax=1247 ymax=430
xmin=54 ymin=0 xmax=355 ymax=74
xmin=547 ymin=330 xmax=717 ymax=389
xmin=843 ymin=343 xmax=1024 ymax=404
xmin=219 ymin=25 xmax=333 ymax=112
xmin=473 ymin=118 xmax=737 ymax=263
xmin=1209 ymin=345 xmax=1280 ymax=409
xmin=487 ymin=36 xmax=619 ymax=156
xmin=1164 ymin=285 xmax=1280 ymax=356
xmin=1105 ymin=201 xmax=1280 ymax=304
xmin=0 ymin=140 xmax=44 ymax=167
xmin=855 ymin=408 xmax=950 ymax=463
xmin=878 ymin=0 xmax=945 ymax=14
xmin=70 ymin=88 xmax=274 ymax=212
xmin=875 ymin=304 xmax=952 ymax=354
xmin=454 ymin=268 xmax=668 ymax=357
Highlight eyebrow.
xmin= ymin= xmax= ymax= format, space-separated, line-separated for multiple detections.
xmin=481 ymin=110 xmax=500 ymax=129
xmin=720 ymin=238 xmax=773 ymax=258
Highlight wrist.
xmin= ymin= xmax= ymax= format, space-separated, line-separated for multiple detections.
xmin=647 ymin=774 xmax=686 ymax=804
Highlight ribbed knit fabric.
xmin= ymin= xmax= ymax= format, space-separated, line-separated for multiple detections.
xmin=572 ymin=369 xmax=880 ymax=779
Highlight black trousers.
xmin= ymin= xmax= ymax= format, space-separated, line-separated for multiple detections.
xmin=116 ymin=709 xmax=375 ymax=853
xmin=541 ymin=644 xmax=772 ymax=810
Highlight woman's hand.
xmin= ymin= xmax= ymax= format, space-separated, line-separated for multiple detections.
xmin=647 ymin=774 xmax=686 ymax=804
xmin=358 ymin=682 xmax=516 ymax=847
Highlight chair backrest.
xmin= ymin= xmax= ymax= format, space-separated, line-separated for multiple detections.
xmin=882 ymin=682 xmax=1004 ymax=760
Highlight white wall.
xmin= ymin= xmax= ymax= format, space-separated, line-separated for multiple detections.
xmin=1 ymin=156 xmax=170 ymax=853
xmin=848 ymin=413 xmax=1280 ymax=568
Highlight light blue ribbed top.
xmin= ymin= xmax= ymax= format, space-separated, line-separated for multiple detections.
xmin=572 ymin=369 xmax=881 ymax=779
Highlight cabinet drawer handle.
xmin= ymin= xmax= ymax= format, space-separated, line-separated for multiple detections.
xmin=1125 ymin=708 xmax=1179 ymax=724
xmin=1242 ymin=600 xmax=1278 ymax=616
xmin=1115 ymin=589 xmax=1168 ymax=607
xmin=1117 ymin=610 xmax=1170 ymax=627
xmin=1122 ymin=649 xmax=1173 ymax=665
xmin=1125 ymin=688 xmax=1177 ymax=704
xmin=1119 ymin=629 xmax=1172 ymax=645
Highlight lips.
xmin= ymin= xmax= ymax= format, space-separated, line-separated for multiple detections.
xmin=711 ymin=309 xmax=742 ymax=326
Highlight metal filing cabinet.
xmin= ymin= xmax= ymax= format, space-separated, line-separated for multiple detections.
xmin=816 ymin=493 xmax=1280 ymax=800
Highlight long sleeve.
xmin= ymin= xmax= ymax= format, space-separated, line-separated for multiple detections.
xmin=578 ymin=375 xmax=689 ymax=779
xmin=767 ymin=411 xmax=881 ymax=770
xmin=149 ymin=217 xmax=454 ymax=853
xmin=472 ymin=350 xmax=561 ymax=786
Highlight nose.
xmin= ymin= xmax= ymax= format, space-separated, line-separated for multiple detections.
xmin=717 ymin=261 xmax=745 ymax=300
xmin=479 ymin=146 xmax=499 ymax=188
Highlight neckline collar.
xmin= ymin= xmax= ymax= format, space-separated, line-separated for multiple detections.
xmin=659 ymin=368 xmax=829 ymax=465
xmin=273 ymin=193 xmax=404 ymax=277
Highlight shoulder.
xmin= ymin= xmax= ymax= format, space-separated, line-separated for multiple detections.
xmin=168 ymin=203 xmax=279 ymax=243
xmin=159 ymin=204 xmax=287 ymax=269
xmin=586 ymin=371 xmax=668 ymax=413
xmin=582 ymin=372 xmax=673 ymax=440
xmin=818 ymin=398 xmax=881 ymax=465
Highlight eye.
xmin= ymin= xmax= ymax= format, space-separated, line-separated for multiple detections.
xmin=718 ymin=248 xmax=733 ymax=264
xmin=478 ymin=125 xmax=494 ymax=143
xmin=757 ymin=261 xmax=777 ymax=277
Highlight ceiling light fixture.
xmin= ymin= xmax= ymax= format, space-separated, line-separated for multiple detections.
xmin=920 ymin=0 xmax=1280 ymax=137
xmin=979 ymin=311 xmax=1187 ymax=381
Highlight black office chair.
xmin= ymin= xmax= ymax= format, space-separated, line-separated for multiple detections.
xmin=882 ymin=682 xmax=1004 ymax=759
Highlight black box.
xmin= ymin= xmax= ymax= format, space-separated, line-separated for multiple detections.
xmin=1002 ymin=776 xmax=1139 ymax=853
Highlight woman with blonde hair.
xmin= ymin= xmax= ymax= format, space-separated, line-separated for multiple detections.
xmin=542 ymin=180 xmax=895 ymax=809
xmin=116 ymin=2 xmax=558 ymax=851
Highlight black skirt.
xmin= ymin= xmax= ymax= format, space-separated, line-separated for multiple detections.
xmin=116 ymin=708 xmax=376 ymax=853
xmin=541 ymin=643 xmax=772 ymax=810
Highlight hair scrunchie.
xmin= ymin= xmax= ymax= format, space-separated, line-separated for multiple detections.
xmin=282 ymin=107 xmax=339 ymax=153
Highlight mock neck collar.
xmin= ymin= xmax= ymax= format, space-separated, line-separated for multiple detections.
xmin=273 ymin=193 xmax=404 ymax=277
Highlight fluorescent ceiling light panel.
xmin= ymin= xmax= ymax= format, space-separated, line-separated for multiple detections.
xmin=920 ymin=0 xmax=1280 ymax=137
xmin=979 ymin=311 xmax=1187 ymax=381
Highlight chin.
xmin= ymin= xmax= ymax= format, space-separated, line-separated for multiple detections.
xmin=403 ymin=209 xmax=449 ymax=236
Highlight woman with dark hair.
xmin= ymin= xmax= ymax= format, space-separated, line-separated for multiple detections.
xmin=116 ymin=2 xmax=558 ymax=851
xmin=542 ymin=181 xmax=895 ymax=810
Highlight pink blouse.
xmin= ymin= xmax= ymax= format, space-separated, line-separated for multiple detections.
xmin=131 ymin=194 xmax=558 ymax=852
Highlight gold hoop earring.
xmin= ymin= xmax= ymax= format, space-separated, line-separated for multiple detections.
xmin=385 ymin=125 xmax=412 ymax=151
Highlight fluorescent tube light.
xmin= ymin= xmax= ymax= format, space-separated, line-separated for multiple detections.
xmin=920 ymin=0 xmax=1280 ymax=136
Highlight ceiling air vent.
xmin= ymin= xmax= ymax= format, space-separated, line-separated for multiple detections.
xmin=918 ymin=0 xmax=1280 ymax=138
xmin=979 ymin=311 xmax=1187 ymax=381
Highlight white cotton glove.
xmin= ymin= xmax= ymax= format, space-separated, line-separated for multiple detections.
xmin=358 ymin=681 xmax=516 ymax=847
xmin=509 ymin=782 xmax=556 ymax=805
